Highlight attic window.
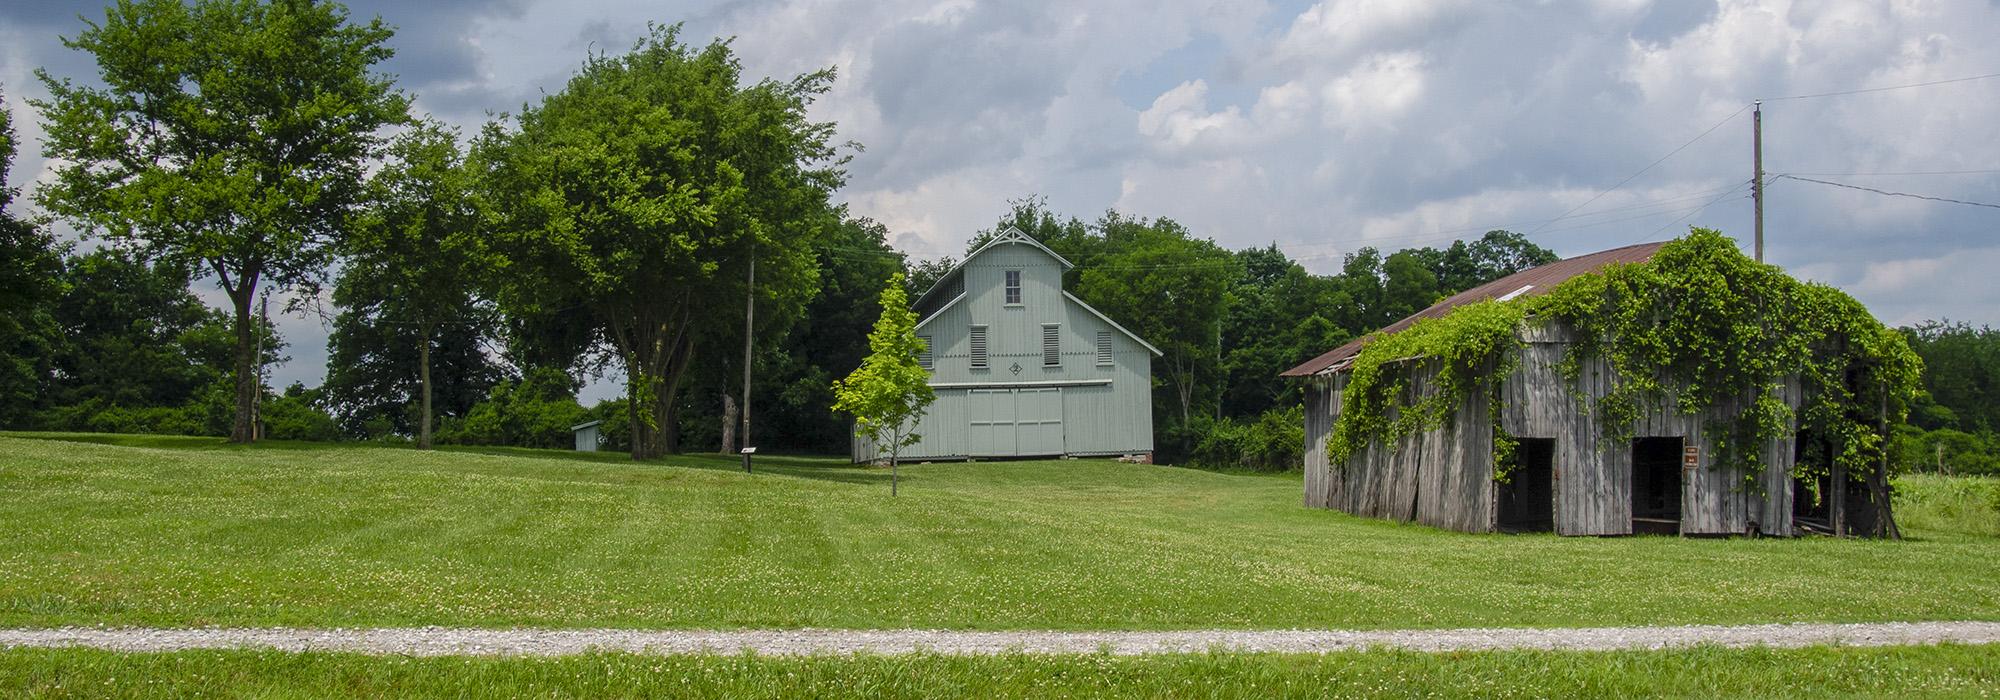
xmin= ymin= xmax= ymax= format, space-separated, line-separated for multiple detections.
xmin=1496 ymin=284 xmax=1535 ymax=302
xmin=1005 ymin=270 xmax=1022 ymax=304
xmin=917 ymin=335 xmax=933 ymax=370
xmin=1095 ymin=331 xmax=1113 ymax=366
xmin=1042 ymin=324 xmax=1061 ymax=366
xmin=969 ymin=326 xmax=988 ymax=369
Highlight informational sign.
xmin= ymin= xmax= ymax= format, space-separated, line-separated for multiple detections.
xmin=740 ymin=447 xmax=758 ymax=455
xmin=1682 ymin=445 xmax=1699 ymax=470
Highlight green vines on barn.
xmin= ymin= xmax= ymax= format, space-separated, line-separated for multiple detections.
xmin=1326 ymin=228 xmax=1923 ymax=492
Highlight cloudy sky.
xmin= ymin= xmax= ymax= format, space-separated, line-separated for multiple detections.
xmin=4 ymin=0 xmax=1999 ymax=394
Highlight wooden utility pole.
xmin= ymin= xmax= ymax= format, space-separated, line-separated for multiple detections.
xmin=1753 ymin=100 xmax=1764 ymax=263
xmin=741 ymin=252 xmax=755 ymax=474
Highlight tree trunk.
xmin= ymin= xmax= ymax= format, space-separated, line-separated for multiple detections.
xmin=658 ymin=338 xmax=694 ymax=456
xmin=719 ymin=394 xmax=738 ymax=455
xmin=229 ymin=287 xmax=258 ymax=443
xmin=626 ymin=374 xmax=645 ymax=460
xmin=610 ymin=302 xmax=696 ymax=461
xmin=418 ymin=327 xmax=433 ymax=450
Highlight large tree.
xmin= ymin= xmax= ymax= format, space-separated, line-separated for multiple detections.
xmin=336 ymin=120 xmax=495 ymax=448
xmin=0 ymin=88 xmax=66 ymax=427
xmin=33 ymin=0 xmax=408 ymax=442
xmin=478 ymin=25 xmax=845 ymax=459
xmin=1072 ymin=212 xmax=1236 ymax=449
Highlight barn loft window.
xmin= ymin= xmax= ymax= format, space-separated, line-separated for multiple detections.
xmin=1095 ymin=331 xmax=1113 ymax=366
xmin=1042 ymin=324 xmax=1062 ymax=366
xmin=1005 ymin=270 xmax=1022 ymax=304
xmin=917 ymin=335 xmax=933 ymax=370
xmin=969 ymin=326 xmax=988 ymax=369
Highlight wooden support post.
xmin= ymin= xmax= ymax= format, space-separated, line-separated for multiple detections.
xmin=1831 ymin=458 xmax=1847 ymax=537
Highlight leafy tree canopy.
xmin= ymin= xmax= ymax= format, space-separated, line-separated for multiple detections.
xmin=0 ymin=87 xmax=66 ymax=426
xmin=478 ymin=23 xmax=846 ymax=458
xmin=33 ymin=0 xmax=409 ymax=441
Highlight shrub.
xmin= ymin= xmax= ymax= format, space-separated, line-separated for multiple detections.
xmin=1185 ymin=405 xmax=1306 ymax=471
xmin=261 ymin=384 xmax=341 ymax=442
xmin=437 ymin=368 xmax=587 ymax=449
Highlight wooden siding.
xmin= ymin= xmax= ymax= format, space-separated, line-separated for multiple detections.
xmin=1304 ymin=321 xmax=1800 ymax=536
xmin=855 ymin=241 xmax=1153 ymax=461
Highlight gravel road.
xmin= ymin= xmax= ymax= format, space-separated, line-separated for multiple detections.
xmin=3 ymin=622 xmax=1997 ymax=656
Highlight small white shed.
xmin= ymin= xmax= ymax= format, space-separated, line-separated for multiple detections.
xmin=571 ymin=420 xmax=603 ymax=452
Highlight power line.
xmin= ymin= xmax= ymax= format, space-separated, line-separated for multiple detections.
xmin=1774 ymin=174 xmax=2000 ymax=210
xmin=1634 ymin=183 xmax=1756 ymax=244
xmin=1776 ymin=168 xmax=2000 ymax=177
xmin=1523 ymin=103 xmax=1752 ymax=237
xmin=1764 ymin=72 xmax=2000 ymax=101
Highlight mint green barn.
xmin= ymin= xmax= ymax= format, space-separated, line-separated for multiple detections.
xmin=852 ymin=227 xmax=1161 ymax=462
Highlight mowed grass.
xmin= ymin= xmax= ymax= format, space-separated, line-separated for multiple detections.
xmin=2 ymin=432 xmax=1998 ymax=630
xmin=3 ymin=645 xmax=1997 ymax=699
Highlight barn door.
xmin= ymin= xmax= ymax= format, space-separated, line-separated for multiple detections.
xmin=968 ymin=389 xmax=1015 ymax=456
xmin=1015 ymin=387 xmax=1064 ymax=456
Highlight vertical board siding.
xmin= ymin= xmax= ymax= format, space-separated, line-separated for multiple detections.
xmin=1305 ymin=320 xmax=1802 ymax=536
xmin=855 ymin=241 xmax=1155 ymax=461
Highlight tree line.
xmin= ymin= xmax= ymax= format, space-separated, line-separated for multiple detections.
xmin=0 ymin=0 xmax=1572 ymax=465
xmin=1898 ymin=321 xmax=2000 ymax=476
xmin=9 ymin=1 xmax=1981 ymax=471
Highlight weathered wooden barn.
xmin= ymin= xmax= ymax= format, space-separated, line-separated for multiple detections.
xmin=1283 ymin=243 xmax=1820 ymax=536
xmin=853 ymin=226 xmax=1160 ymax=462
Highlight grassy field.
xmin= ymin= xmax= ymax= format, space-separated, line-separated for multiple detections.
xmin=2 ymin=432 xmax=1997 ymax=631
xmin=1 ymin=644 xmax=1995 ymax=698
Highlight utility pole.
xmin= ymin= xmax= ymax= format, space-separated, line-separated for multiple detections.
xmin=741 ymin=251 xmax=755 ymax=474
xmin=1753 ymin=100 xmax=1764 ymax=263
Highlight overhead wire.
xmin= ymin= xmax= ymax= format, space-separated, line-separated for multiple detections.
xmin=1763 ymin=72 xmax=2000 ymax=101
xmin=1633 ymin=181 xmax=1756 ymax=244
xmin=1522 ymin=103 xmax=1752 ymax=237
xmin=1773 ymin=174 xmax=2000 ymax=210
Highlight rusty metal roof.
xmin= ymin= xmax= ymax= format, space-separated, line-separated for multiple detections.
xmin=1278 ymin=241 xmax=1668 ymax=378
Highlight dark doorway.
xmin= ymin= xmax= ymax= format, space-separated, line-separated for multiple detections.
xmin=1632 ymin=437 xmax=1684 ymax=534
xmin=1498 ymin=438 xmax=1556 ymax=532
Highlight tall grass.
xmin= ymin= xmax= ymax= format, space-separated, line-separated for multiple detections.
xmin=1896 ymin=474 xmax=2000 ymax=538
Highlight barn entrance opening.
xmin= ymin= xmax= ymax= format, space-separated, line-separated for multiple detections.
xmin=1632 ymin=437 xmax=1684 ymax=535
xmin=1497 ymin=438 xmax=1555 ymax=532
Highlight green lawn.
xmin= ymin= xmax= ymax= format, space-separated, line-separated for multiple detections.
xmin=2 ymin=432 xmax=1997 ymax=630
xmin=3 ymin=645 xmax=1996 ymax=699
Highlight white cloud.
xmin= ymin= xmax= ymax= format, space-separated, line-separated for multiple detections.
xmin=1321 ymin=50 xmax=1426 ymax=132
xmin=7 ymin=0 xmax=2000 ymax=389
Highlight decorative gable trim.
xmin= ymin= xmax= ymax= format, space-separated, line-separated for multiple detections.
xmin=963 ymin=225 xmax=1075 ymax=269
xmin=911 ymin=225 xmax=1073 ymax=309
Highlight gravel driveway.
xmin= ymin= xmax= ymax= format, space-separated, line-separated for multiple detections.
xmin=3 ymin=621 xmax=1997 ymax=656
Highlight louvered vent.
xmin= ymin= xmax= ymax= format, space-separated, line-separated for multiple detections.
xmin=1096 ymin=331 xmax=1112 ymax=366
xmin=1042 ymin=324 xmax=1061 ymax=366
xmin=969 ymin=326 xmax=988 ymax=368
xmin=917 ymin=335 xmax=933 ymax=370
